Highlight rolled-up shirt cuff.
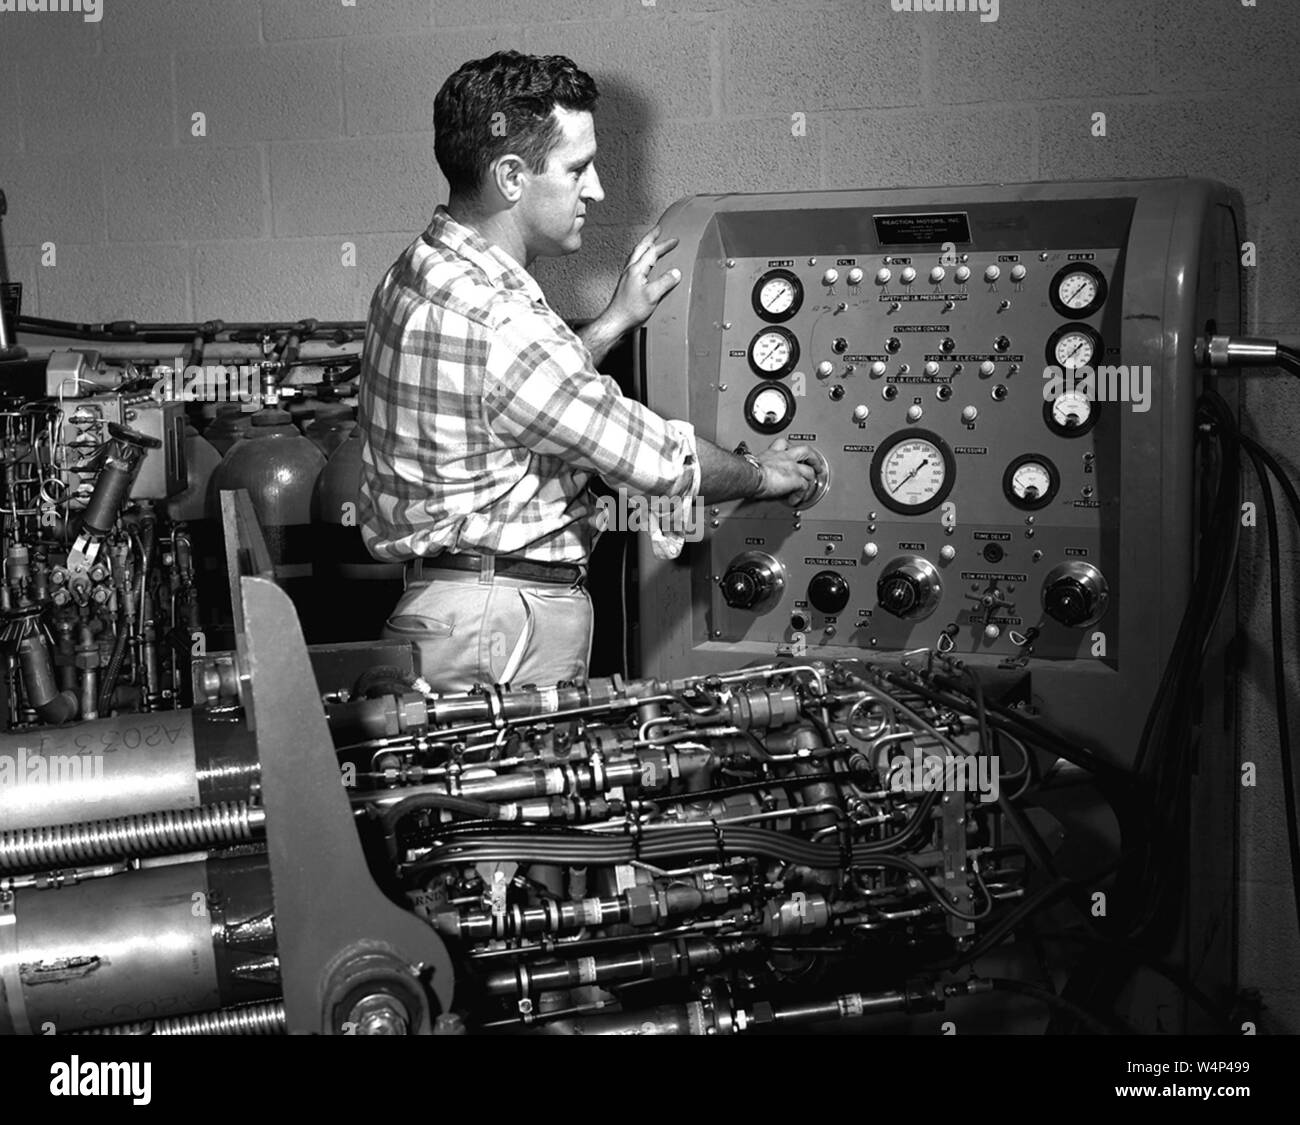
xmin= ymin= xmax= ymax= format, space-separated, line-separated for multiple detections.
xmin=664 ymin=419 xmax=701 ymax=501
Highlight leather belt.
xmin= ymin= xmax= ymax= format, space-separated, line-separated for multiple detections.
xmin=404 ymin=553 xmax=586 ymax=588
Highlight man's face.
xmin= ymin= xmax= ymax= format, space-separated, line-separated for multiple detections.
xmin=516 ymin=107 xmax=604 ymax=260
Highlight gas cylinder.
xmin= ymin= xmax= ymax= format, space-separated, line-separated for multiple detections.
xmin=210 ymin=408 xmax=326 ymax=628
xmin=203 ymin=405 xmax=254 ymax=455
xmin=166 ymin=420 xmax=222 ymax=523
xmin=288 ymin=397 xmax=317 ymax=433
xmin=309 ymin=429 xmax=401 ymax=642
xmin=304 ymin=402 xmax=357 ymax=458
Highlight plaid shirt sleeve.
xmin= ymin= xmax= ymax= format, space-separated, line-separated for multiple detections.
xmin=481 ymin=296 xmax=697 ymax=500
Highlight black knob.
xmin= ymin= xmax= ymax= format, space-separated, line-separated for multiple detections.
xmin=1044 ymin=578 xmax=1091 ymax=626
xmin=885 ymin=336 xmax=901 ymax=353
xmin=808 ymin=571 xmax=850 ymax=614
xmin=878 ymin=574 xmax=919 ymax=617
xmin=829 ymin=384 xmax=845 ymax=401
xmin=722 ymin=568 xmax=762 ymax=609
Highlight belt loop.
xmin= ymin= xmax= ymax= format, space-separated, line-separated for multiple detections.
xmin=479 ymin=554 xmax=495 ymax=585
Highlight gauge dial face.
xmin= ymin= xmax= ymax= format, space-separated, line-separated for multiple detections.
xmin=1049 ymin=262 xmax=1108 ymax=319
xmin=1045 ymin=323 xmax=1104 ymax=373
xmin=744 ymin=382 xmax=795 ymax=434
xmin=748 ymin=327 xmax=799 ymax=378
xmin=1003 ymin=454 xmax=1059 ymax=510
xmin=870 ymin=429 xmax=956 ymax=515
xmin=1052 ymin=329 xmax=1096 ymax=368
xmin=1043 ymin=388 xmax=1097 ymax=436
xmin=751 ymin=268 xmax=803 ymax=323
xmin=1057 ymin=271 xmax=1098 ymax=310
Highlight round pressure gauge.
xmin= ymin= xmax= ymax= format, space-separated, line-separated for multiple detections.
xmin=1045 ymin=323 xmax=1104 ymax=371
xmin=1003 ymin=453 xmax=1060 ymax=510
xmin=1049 ymin=263 xmax=1108 ymax=319
xmin=869 ymin=428 xmax=956 ymax=515
xmin=752 ymin=268 xmax=803 ymax=323
xmin=744 ymin=382 xmax=795 ymax=434
xmin=1042 ymin=387 xmax=1098 ymax=436
xmin=748 ymin=327 xmax=800 ymax=378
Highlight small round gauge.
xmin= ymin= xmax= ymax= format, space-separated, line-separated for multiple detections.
xmin=748 ymin=327 xmax=800 ymax=378
xmin=744 ymin=381 xmax=795 ymax=434
xmin=1049 ymin=263 xmax=1108 ymax=319
xmin=1045 ymin=323 xmax=1104 ymax=371
xmin=1043 ymin=388 xmax=1098 ymax=436
xmin=1003 ymin=453 xmax=1060 ymax=510
xmin=869 ymin=428 xmax=956 ymax=515
xmin=752 ymin=268 xmax=804 ymax=323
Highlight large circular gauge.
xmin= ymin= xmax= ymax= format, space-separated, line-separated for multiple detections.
xmin=869 ymin=428 xmax=956 ymax=515
xmin=1003 ymin=453 xmax=1060 ymax=510
xmin=744 ymin=382 xmax=795 ymax=434
xmin=1045 ymin=323 xmax=1104 ymax=371
xmin=748 ymin=326 xmax=800 ymax=378
xmin=1049 ymin=263 xmax=1108 ymax=319
xmin=752 ymin=268 xmax=803 ymax=323
xmin=1042 ymin=387 xmax=1098 ymax=436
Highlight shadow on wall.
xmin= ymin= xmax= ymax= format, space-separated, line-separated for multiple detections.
xmin=533 ymin=76 xmax=657 ymax=322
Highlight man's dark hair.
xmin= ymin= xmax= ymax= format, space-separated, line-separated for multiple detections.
xmin=434 ymin=51 xmax=599 ymax=199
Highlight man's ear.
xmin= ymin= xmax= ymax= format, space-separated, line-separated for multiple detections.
xmin=489 ymin=153 xmax=528 ymax=204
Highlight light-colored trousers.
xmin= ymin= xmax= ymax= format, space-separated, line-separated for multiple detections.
xmin=382 ymin=569 xmax=594 ymax=693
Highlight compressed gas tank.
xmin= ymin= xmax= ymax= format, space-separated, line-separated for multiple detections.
xmin=309 ymin=429 xmax=401 ymax=643
xmin=304 ymin=401 xmax=357 ymax=458
xmin=210 ymin=408 xmax=326 ymax=625
xmin=166 ymin=420 xmax=222 ymax=523
xmin=203 ymin=404 xmax=254 ymax=456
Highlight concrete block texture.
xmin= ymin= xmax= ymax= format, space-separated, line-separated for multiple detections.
xmin=823 ymin=106 xmax=1036 ymax=190
xmin=525 ymin=18 xmax=714 ymax=121
xmin=343 ymin=29 xmax=518 ymax=136
xmin=434 ymin=0 xmax=620 ymax=28
xmin=17 ymin=51 xmax=172 ymax=155
xmin=270 ymin=135 xmax=443 ymax=236
xmin=34 ymin=241 xmax=191 ymax=322
xmin=2 ymin=0 xmax=1299 ymax=1025
xmin=726 ymin=5 xmax=925 ymax=115
xmin=177 ymin=42 xmax=344 ymax=143
xmin=100 ymin=0 xmax=261 ymax=50
xmin=193 ymin=237 xmax=363 ymax=322
xmin=3 ymin=151 xmax=106 ymax=244
xmin=105 ymin=145 xmax=268 ymax=242
xmin=264 ymin=0 xmax=431 ymax=42
xmin=1239 ymin=878 xmax=1300 ymax=1033
xmin=1152 ymin=0 xmax=1300 ymax=94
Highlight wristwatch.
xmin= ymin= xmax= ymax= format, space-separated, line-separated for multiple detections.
xmin=741 ymin=451 xmax=764 ymax=495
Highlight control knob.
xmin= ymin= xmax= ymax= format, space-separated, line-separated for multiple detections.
xmin=807 ymin=571 xmax=850 ymax=614
xmin=720 ymin=552 xmax=785 ymax=611
xmin=876 ymin=556 xmax=942 ymax=620
xmin=1041 ymin=561 xmax=1108 ymax=627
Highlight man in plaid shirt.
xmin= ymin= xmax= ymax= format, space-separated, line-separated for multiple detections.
xmin=359 ymin=51 xmax=817 ymax=691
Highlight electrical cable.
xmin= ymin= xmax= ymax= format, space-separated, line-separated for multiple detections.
xmin=1242 ymin=441 xmax=1300 ymax=942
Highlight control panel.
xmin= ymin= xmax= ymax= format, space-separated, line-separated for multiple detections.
xmin=636 ymin=179 xmax=1243 ymax=764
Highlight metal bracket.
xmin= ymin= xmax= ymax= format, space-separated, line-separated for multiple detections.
xmin=227 ymin=491 xmax=454 ymax=1033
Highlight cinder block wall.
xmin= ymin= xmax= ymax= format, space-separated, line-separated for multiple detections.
xmin=1 ymin=0 xmax=1297 ymax=1031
